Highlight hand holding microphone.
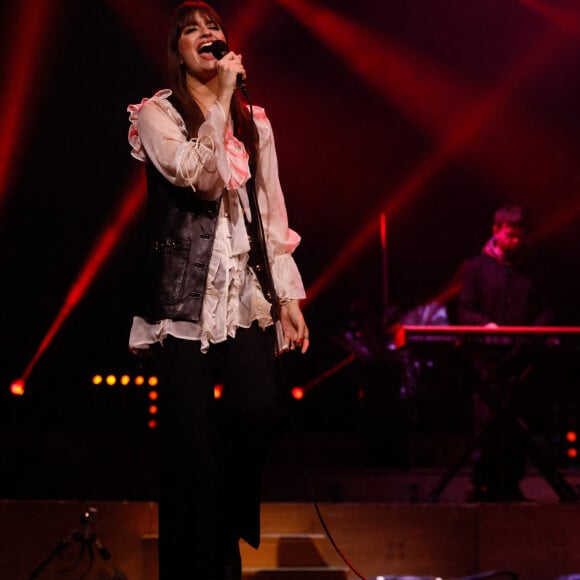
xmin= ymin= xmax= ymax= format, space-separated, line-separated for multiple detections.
xmin=200 ymin=40 xmax=249 ymax=97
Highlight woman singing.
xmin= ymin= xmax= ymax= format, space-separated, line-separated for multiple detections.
xmin=127 ymin=2 xmax=309 ymax=578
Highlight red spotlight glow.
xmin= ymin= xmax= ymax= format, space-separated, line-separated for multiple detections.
xmin=567 ymin=448 xmax=578 ymax=459
xmin=10 ymin=379 xmax=25 ymax=396
xmin=516 ymin=0 xmax=580 ymax=34
xmin=149 ymin=405 xmax=158 ymax=415
xmin=148 ymin=419 xmax=157 ymax=430
xmin=293 ymin=354 xmax=357 ymax=397
xmin=103 ymin=0 xmax=171 ymax=69
xmin=277 ymin=0 xmax=569 ymax=199
xmin=148 ymin=376 xmax=159 ymax=387
xmin=304 ymin=33 xmax=561 ymax=305
xmin=0 ymin=0 xmax=58 ymax=207
xmin=566 ymin=431 xmax=577 ymax=443
xmin=533 ymin=202 xmax=580 ymax=243
xmin=149 ymin=390 xmax=159 ymax=401
xmin=227 ymin=0 xmax=271 ymax=50
xmin=274 ymin=0 xmax=470 ymax=136
xmin=214 ymin=384 xmax=223 ymax=399
xmin=57 ymin=170 xmax=145 ymax=317
xmin=15 ymin=170 xmax=145 ymax=385
xmin=275 ymin=0 xmax=566 ymax=305
xmin=291 ymin=387 xmax=304 ymax=400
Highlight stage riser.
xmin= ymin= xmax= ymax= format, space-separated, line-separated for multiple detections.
xmin=2 ymin=500 xmax=580 ymax=580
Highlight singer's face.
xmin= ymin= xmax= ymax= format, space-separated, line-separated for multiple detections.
xmin=178 ymin=11 xmax=226 ymax=81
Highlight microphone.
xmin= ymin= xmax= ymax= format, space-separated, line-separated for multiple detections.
xmin=204 ymin=39 xmax=228 ymax=59
xmin=201 ymin=40 xmax=249 ymax=95
xmin=80 ymin=507 xmax=98 ymax=541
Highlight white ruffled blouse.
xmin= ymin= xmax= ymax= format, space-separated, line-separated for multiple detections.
xmin=127 ymin=89 xmax=306 ymax=352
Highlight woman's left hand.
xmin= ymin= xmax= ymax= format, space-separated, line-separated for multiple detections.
xmin=280 ymin=300 xmax=309 ymax=354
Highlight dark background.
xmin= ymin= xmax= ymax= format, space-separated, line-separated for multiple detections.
xmin=1 ymin=0 xmax=580 ymax=499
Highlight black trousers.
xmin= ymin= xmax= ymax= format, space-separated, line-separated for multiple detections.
xmin=155 ymin=324 xmax=279 ymax=580
xmin=471 ymin=378 xmax=527 ymax=499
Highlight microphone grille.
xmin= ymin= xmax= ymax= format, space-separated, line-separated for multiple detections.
xmin=210 ymin=40 xmax=229 ymax=59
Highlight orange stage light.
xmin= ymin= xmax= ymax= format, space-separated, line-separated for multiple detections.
xmin=15 ymin=170 xmax=146 ymax=386
xmin=10 ymin=379 xmax=25 ymax=396
xmin=291 ymin=387 xmax=304 ymax=401
xmin=293 ymin=353 xmax=357 ymax=397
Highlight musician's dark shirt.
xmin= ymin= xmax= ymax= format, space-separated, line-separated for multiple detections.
xmin=458 ymin=254 xmax=550 ymax=326
xmin=457 ymin=247 xmax=554 ymax=500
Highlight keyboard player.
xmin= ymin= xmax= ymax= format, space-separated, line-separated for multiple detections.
xmin=457 ymin=204 xmax=553 ymax=501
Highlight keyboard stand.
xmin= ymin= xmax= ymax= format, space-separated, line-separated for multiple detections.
xmin=424 ymin=373 xmax=579 ymax=503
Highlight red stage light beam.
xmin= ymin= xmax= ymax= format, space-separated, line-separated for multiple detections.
xmin=13 ymin=169 xmax=146 ymax=389
xmin=403 ymin=193 xmax=580 ymax=315
xmin=516 ymin=0 xmax=580 ymax=34
xmin=295 ymin=353 xmax=357 ymax=396
xmin=12 ymin=0 xmax=268 ymax=391
xmin=274 ymin=0 xmax=561 ymax=158
xmin=401 ymin=192 xmax=580 ymax=315
xmin=273 ymin=0 xmax=471 ymax=138
xmin=306 ymin=39 xmax=557 ymax=305
xmin=273 ymin=0 xmax=563 ymax=304
xmin=0 ymin=0 xmax=57 ymax=210
xmin=103 ymin=0 xmax=171 ymax=69
xmin=532 ymin=199 xmax=580 ymax=242
xmin=104 ymin=0 xmax=269 ymax=72
xmin=274 ymin=0 xmax=577 ymax=204
xmin=226 ymin=0 xmax=272 ymax=52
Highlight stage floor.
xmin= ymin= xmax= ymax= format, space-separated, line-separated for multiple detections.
xmin=3 ymin=472 xmax=580 ymax=580
xmin=2 ymin=430 xmax=580 ymax=579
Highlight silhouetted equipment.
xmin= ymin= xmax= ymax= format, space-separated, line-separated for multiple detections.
xmin=29 ymin=507 xmax=127 ymax=580
xmin=394 ymin=324 xmax=580 ymax=350
xmin=395 ymin=324 xmax=580 ymax=503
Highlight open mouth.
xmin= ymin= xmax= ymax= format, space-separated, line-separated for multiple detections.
xmin=198 ymin=40 xmax=228 ymax=59
xmin=198 ymin=42 xmax=215 ymax=55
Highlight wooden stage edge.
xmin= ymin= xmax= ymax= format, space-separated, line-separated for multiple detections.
xmin=3 ymin=498 xmax=580 ymax=580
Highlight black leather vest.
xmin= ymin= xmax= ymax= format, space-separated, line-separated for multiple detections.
xmin=138 ymin=163 xmax=221 ymax=323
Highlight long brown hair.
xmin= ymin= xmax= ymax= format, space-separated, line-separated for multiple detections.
xmin=167 ymin=1 xmax=258 ymax=170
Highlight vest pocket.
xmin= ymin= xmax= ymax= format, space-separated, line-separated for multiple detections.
xmin=151 ymin=237 xmax=191 ymax=305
